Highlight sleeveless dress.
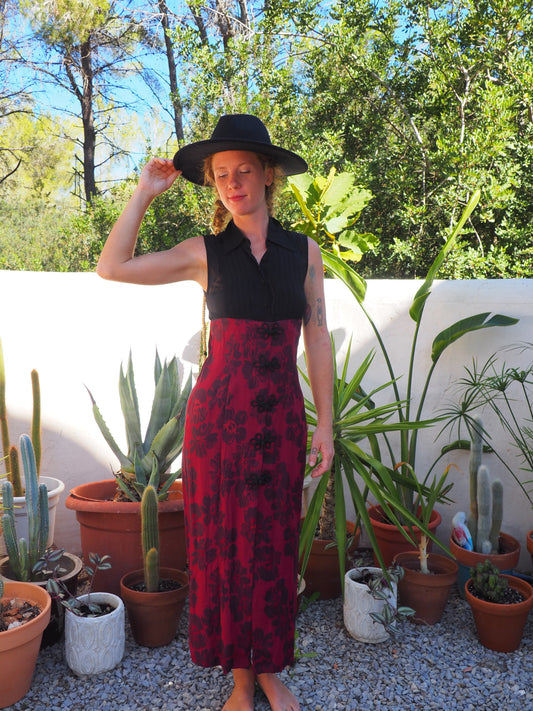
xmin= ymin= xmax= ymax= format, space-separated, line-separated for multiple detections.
xmin=182 ymin=218 xmax=309 ymax=674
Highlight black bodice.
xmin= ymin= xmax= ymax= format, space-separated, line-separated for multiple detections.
xmin=204 ymin=218 xmax=308 ymax=322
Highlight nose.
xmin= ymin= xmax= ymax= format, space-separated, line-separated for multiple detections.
xmin=227 ymin=170 xmax=241 ymax=188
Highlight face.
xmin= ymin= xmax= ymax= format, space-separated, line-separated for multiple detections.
xmin=210 ymin=150 xmax=273 ymax=218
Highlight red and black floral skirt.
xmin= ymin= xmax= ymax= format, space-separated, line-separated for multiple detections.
xmin=182 ymin=318 xmax=307 ymax=674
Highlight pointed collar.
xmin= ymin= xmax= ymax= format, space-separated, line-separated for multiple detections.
xmin=221 ymin=218 xmax=299 ymax=254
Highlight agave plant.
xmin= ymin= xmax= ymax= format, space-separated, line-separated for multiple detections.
xmin=87 ymin=351 xmax=192 ymax=502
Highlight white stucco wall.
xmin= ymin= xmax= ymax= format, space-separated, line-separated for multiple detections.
xmin=1 ymin=272 xmax=532 ymax=569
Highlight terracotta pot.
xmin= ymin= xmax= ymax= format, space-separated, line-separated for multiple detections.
xmin=120 ymin=567 xmax=189 ymax=647
xmin=527 ymin=530 xmax=533 ymax=569
xmin=65 ymin=592 xmax=125 ymax=675
xmin=0 ymin=476 xmax=65 ymax=557
xmin=367 ymin=505 xmax=442 ymax=567
xmin=0 ymin=581 xmax=51 ymax=708
xmin=301 ymin=522 xmax=360 ymax=600
xmin=393 ymin=551 xmax=458 ymax=625
xmin=465 ymin=573 xmax=533 ymax=652
xmin=1 ymin=551 xmax=83 ymax=648
xmin=65 ymin=479 xmax=186 ymax=596
xmin=343 ymin=567 xmax=397 ymax=643
xmin=449 ymin=532 xmax=521 ymax=600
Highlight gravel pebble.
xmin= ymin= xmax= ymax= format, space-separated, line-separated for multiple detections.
xmin=5 ymin=586 xmax=533 ymax=711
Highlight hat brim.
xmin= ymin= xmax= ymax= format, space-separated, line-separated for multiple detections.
xmin=173 ymin=139 xmax=308 ymax=186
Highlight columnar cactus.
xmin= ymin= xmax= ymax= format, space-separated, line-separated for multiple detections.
xmin=0 ymin=337 xmax=41 ymax=496
xmin=141 ymin=485 xmax=160 ymax=593
xmin=467 ymin=415 xmax=503 ymax=554
xmin=1 ymin=434 xmax=48 ymax=581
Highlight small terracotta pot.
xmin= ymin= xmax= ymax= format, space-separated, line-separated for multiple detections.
xmin=120 ymin=567 xmax=189 ymax=647
xmin=0 ymin=581 xmax=51 ymax=708
xmin=449 ymin=532 xmax=521 ymax=600
xmin=527 ymin=530 xmax=533 ymax=569
xmin=465 ymin=574 xmax=533 ymax=652
xmin=367 ymin=505 xmax=441 ymax=567
xmin=393 ymin=551 xmax=458 ymax=625
xmin=65 ymin=479 xmax=186 ymax=596
xmin=300 ymin=521 xmax=360 ymax=600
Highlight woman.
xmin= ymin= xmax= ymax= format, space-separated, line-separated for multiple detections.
xmin=97 ymin=114 xmax=333 ymax=711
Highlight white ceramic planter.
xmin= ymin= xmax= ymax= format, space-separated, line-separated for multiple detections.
xmin=65 ymin=592 xmax=125 ymax=675
xmin=0 ymin=476 xmax=65 ymax=555
xmin=343 ymin=567 xmax=397 ymax=643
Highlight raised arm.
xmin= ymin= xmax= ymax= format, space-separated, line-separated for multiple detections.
xmin=96 ymin=157 xmax=207 ymax=288
xmin=302 ymin=238 xmax=334 ymax=478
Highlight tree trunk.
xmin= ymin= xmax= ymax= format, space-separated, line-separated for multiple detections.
xmin=158 ymin=0 xmax=183 ymax=140
xmin=79 ymin=37 xmax=97 ymax=204
xmin=318 ymin=462 xmax=336 ymax=541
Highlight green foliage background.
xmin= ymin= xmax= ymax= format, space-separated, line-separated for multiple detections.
xmin=1 ymin=0 xmax=532 ymax=278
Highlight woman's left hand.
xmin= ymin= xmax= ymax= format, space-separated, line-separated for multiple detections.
xmin=308 ymin=425 xmax=334 ymax=478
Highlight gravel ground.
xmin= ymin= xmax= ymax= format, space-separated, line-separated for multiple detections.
xmin=6 ymin=585 xmax=533 ymax=711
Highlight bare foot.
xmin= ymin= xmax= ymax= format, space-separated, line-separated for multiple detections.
xmin=222 ymin=668 xmax=255 ymax=711
xmin=256 ymin=673 xmax=301 ymax=711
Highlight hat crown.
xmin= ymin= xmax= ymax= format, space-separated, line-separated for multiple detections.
xmin=211 ymin=114 xmax=272 ymax=146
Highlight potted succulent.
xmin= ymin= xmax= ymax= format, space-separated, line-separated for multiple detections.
xmin=343 ymin=561 xmax=414 ymax=643
xmin=65 ymin=351 xmax=192 ymax=594
xmin=465 ymin=560 xmax=533 ymax=652
xmin=0 ymin=434 xmax=82 ymax=646
xmin=290 ymin=183 xmax=517 ymax=573
xmin=392 ymin=463 xmax=459 ymax=625
xmin=48 ymin=552 xmax=125 ymax=675
xmin=447 ymin=415 xmax=521 ymax=598
xmin=0 ymin=338 xmax=64 ymax=555
xmin=0 ymin=577 xmax=52 ymax=708
xmin=120 ymin=485 xmax=189 ymax=647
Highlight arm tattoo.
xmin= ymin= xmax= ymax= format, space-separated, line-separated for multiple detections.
xmin=317 ymin=297 xmax=323 ymax=327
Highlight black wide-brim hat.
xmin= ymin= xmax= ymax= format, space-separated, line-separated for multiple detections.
xmin=173 ymin=114 xmax=308 ymax=186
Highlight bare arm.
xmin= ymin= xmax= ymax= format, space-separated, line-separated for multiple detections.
xmin=302 ymin=238 xmax=334 ymax=478
xmin=96 ymin=158 xmax=207 ymax=289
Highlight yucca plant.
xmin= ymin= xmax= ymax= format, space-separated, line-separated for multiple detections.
xmin=87 ymin=351 xmax=192 ymax=502
xmin=299 ymin=338 xmax=450 ymax=591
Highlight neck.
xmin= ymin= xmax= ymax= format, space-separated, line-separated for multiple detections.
xmin=232 ymin=212 xmax=270 ymax=243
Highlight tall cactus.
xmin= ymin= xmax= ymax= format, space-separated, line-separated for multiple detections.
xmin=141 ymin=485 xmax=160 ymax=593
xmin=467 ymin=415 xmax=503 ymax=554
xmin=0 ymin=337 xmax=41 ymax=496
xmin=1 ymin=434 xmax=48 ymax=581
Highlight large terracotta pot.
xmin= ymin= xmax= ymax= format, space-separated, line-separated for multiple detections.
xmin=465 ymin=573 xmax=533 ymax=652
xmin=449 ymin=531 xmax=520 ymax=600
xmin=343 ymin=566 xmax=397 ymax=643
xmin=367 ymin=505 xmax=441 ymax=567
xmin=0 ymin=581 xmax=51 ymax=708
xmin=64 ymin=592 xmax=125 ymax=675
xmin=120 ymin=567 xmax=189 ymax=647
xmin=302 ymin=521 xmax=360 ymax=600
xmin=0 ymin=476 xmax=65 ymax=556
xmin=393 ymin=551 xmax=458 ymax=625
xmin=65 ymin=479 xmax=186 ymax=596
xmin=1 ymin=551 xmax=83 ymax=648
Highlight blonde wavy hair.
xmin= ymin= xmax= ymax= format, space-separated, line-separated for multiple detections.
xmin=203 ymin=153 xmax=284 ymax=235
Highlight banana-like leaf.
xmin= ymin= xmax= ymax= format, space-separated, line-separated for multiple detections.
xmin=409 ymin=190 xmax=480 ymax=323
xmin=320 ymin=248 xmax=367 ymax=303
xmin=431 ymin=312 xmax=519 ymax=364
